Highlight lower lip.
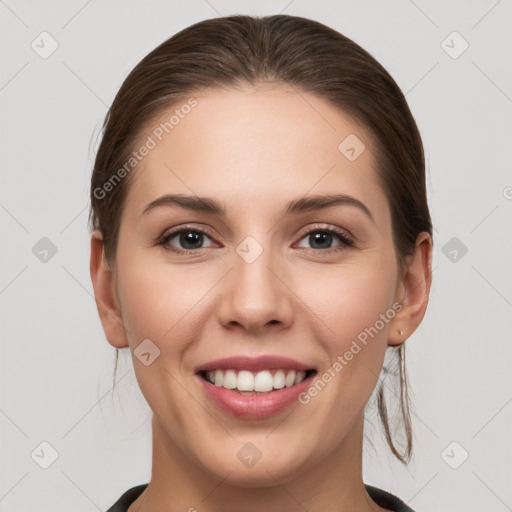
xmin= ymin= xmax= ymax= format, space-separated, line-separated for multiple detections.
xmin=196 ymin=372 xmax=316 ymax=419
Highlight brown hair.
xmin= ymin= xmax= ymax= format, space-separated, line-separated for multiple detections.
xmin=89 ymin=14 xmax=432 ymax=465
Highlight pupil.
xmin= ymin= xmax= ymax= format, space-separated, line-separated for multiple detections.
xmin=311 ymin=232 xmax=331 ymax=249
xmin=181 ymin=231 xmax=202 ymax=249
xmin=178 ymin=231 xmax=332 ymax=250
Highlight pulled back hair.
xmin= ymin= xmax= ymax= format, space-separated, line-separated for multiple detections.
xmin=89 ymin=14 xmax=432 ymax=465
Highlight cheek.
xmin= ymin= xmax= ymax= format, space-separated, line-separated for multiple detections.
xmin=115 ymin=248 xmax=217 ymax=349
xmin=118 ymin=271 xmax=191 ymax=344
xmin=296 ymin=252 xmax=398 ymax=406
xmin=114 ymin=253 xmax=210 ymax=429
xmin=115 ymin=243 xmax=169 ymax=342
xmin=299 ymin=255 xmax=397 ymax=345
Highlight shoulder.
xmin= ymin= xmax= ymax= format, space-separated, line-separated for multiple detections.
xmin=104 ymin=483 xmax=148 ymax=512
xmin=365 ymin=484 xmax=417 ymax=512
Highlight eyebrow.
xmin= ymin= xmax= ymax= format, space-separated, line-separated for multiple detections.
xmin=141 ymin=193 xmax=374 ymax=223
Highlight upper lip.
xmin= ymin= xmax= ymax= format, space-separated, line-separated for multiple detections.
xmin=194 ymin=355 xmax=315 ymax=373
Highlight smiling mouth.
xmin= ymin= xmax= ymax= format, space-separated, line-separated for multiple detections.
xmin=198 ymin=368 xmax=317 ymax=394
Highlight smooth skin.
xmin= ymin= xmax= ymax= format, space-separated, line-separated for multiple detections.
xmin=90 ymin=83 xmax=432 ymax=512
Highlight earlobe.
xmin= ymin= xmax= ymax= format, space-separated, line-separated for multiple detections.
xmin=388 ymin=232 xmax=432 ymax=346
xmin=90 ymin=231 xmax=129 ymax=348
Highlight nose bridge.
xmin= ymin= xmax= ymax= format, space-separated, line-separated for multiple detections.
xmin=218 ymin=232 xmax=293 ymax=331
xmin=234 ymin=233 xmax=281 ymax=305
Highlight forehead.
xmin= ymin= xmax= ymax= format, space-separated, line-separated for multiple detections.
xmin=124 ymin=84 xmax=389 ymax=225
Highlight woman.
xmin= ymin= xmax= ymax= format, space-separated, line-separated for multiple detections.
xmin=89 ymin=14 xmax=433 ymax=512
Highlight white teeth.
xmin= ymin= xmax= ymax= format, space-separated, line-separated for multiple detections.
xmin=285 ymin=370 xmax=296 ymax=387
xmin=222 ymin=369 xmax=237 ymax=389
xmin=273 ymin=369 xmax=285 ymax=389
xmin=294 ymin=370 xmax=306 ymax=385
xmin=204 ymin=368 xmax=310 ymax=392
xmin=254 ymin=370 xmax=273 ymax=392
xmin=237 ymin=370 xmax=254 ymax=391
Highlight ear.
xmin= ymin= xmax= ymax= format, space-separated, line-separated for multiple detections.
xmin=388 ymin=231 xmax=432 ymax=346
xmin=89 ymin=230 xmax=129 ymax=348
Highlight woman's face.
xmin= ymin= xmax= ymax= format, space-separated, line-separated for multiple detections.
xmin=107 ymin=84 xmax=410 ymax=485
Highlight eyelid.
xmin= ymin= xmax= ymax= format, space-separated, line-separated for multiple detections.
xmin=158 ymin=224 xmax=218 ymax=249
xmin=158 ymin=222 xmax=355 ymax=253
xmin=294 ymin=223 xmax=355 ymax=246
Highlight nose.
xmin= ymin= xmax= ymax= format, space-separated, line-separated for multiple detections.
xmin=216 ymin=241 xmax=294 ymax=334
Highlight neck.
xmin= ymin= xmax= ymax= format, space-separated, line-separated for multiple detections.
xmin=129 ymin=414 xmax=385 ymax=512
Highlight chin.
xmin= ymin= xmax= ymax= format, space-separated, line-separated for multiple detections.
xmin=196 ymin=443 xmax=311 ymax=488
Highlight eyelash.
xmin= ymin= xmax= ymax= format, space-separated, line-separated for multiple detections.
xmin=157 ymin=223 xmax=355 ymax=255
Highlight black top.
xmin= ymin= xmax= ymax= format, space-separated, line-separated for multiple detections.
xmin=105 ymin=483 xmax=416 ymax=511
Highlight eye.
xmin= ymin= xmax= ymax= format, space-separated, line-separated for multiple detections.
xmin=158 ymin=225 xmax=217 ymax=253
xmin=295 ymin=225 xmax=354 ymax=254
xmin=157 ymin=224 xmax=355 ymax=255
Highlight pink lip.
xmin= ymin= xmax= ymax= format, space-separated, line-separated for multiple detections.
xmin=194 ymin=355 xmax=314 ymax=373
xmin=196 ymin=371 xmax=316 ymax=419
xmin=194 ymin=355 xmax=317 ymax=418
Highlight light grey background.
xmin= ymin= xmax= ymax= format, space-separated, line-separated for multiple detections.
xmin=1 ymin=1 xmax=511 ymax=511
